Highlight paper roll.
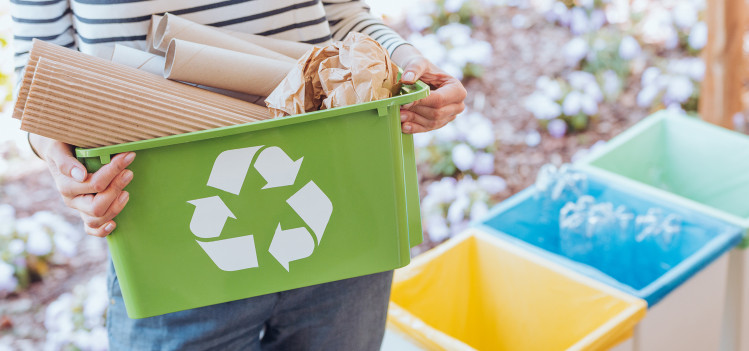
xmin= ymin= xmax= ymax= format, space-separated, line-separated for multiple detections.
xmin=15 ymin=39 xmax=270 ymax=123
xmin=209 ymin=24 xmax=313 ymax=59
xmin=111 ymin=44 xmax=165 ymax=76
xmin=146 ymin=15 xmax=165 ymax=56
xmin=155 ymin=13 xmax=295 ymax=63
xmin=165 ymin=39 xmax=293 ymax=97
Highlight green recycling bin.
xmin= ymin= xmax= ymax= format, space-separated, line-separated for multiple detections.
xmin=577 ymin=110 xmax=749 ymax=351
xmin=75 ymin=82 xmax=428 ymax=318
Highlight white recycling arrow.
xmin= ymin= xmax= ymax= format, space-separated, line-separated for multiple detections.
xmin=254 ymin=146 xmax=303 ymax=189
xmin=268 ymin=224 xmax=315 ymax=271
xmin=187 ymin=196 xmax=235 ymax=239
xmin=207 ymin=146 xmax=262 ymax=195
xmin=197 ymin=235 xmax=259 ymax=271
xmin=287 ymin=181 xmax=332 ymax=244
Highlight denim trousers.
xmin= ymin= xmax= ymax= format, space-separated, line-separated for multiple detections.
xmin=106 ymin=260 xmax=393 ymax=350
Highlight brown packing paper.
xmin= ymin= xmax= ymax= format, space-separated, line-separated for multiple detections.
xmin=21 ymin=57 xmax=262 ymax=147
xmin=155 ymin=13 xmax=295 ymax=63
xmin=112 ymin=44 xmax=266 ymax=105
xmin=165 ymin=39 xmax=293 ymax=97
xmin=265 ymin=32 xmax=400 ymax=117
xmin=146 ymin=15 xmax=165 ymax=56
xmin=15 ymin=39 xmax=270 ymax=123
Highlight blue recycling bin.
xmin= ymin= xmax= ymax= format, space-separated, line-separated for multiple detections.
xmin=476 ymin=172 xmax=743 ymax=350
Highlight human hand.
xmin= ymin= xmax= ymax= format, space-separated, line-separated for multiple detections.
xmin=392 ymin=45 xmax=467 ymax=134
xmin=32 ymin=135 xmax=135 ymax=237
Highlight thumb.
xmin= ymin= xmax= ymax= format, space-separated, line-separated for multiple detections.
xmin=48 ymin=142 xmax=87 ymax=182
xmin=401 ymin=57 xmax=428 ymax=85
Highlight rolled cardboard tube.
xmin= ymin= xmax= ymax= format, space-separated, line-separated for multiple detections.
xmin=155 ymin=13 xmax=295 ymax=63
xmin=146 ymin=15 xmax=165 ymax=56
xmin=112 ymin=44 xmax=266 ymax=105
xmin=214 ymin=27 xmax=315 ymax=59
xmin=165 ymin=39 xmax=294 ymax=97
xmin=18 ymin=40 xmax=270 ymax=122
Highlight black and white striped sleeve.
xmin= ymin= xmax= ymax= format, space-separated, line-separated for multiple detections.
xmin=10 ymin=0 xmax=76 ymax=75
xmin=322 ymin=0 xmax=410 ymax=57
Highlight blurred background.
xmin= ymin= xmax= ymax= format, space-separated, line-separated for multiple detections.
xmin=0 ymin=0 xmax=740 ymax=349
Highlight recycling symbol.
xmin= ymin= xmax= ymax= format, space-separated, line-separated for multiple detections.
xmin=187 ymin=146 xmax=332 ymax=272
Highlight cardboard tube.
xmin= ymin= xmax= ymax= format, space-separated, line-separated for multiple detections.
xmin=154 ymin=13 xmax=295 ymax=63
xmin=18 ymin=39 xmax=270 ymax=122
xmin=208 ymin=23 xmax=313 ymax=59
xmin=146 ymin=15 xmax=165 ymax=56
xmin=111 ymin=44 xmax=165 ymax=76
xmin=165 ymin=39 xmax=293 ymax=97
xmin=112 ymin=44 xmax=266 ymax=104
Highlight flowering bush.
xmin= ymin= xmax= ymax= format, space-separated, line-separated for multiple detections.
xmin=0 ymin=205 xmax=83 ymax=294
xmin=524 ymin=72 xmax=603 ymax=136
xmin=44 ymin=274 xmax=109 ymax=351
xmin=414 ymin=110 xmax=497 ymax=176
xmin=636 ymin=58 xmax=704 ymax=113
xmin=407 ymin=22 xmax=492 ymax=80
xmin=421 ymin=175 xmax=507 ymax=242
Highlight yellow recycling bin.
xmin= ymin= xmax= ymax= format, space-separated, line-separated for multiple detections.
xmin=388 ymin=230 xmax=647 ymax=351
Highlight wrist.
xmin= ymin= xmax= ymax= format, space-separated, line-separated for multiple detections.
xmin=391 ymin=44 xmax=422 ymax=69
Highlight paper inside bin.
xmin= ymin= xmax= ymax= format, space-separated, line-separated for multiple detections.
xmin=265 ymin=32 xmax=400 ymax=117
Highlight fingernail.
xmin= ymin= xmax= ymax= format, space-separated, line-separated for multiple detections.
xmin=400 ymin=111 xmax=408 ymax=122
xmin=122 ymin=170 xmax=133 ymax=183
xmin=119 ymin=192 xmax=129 ymax=204
xmin=124 ymin=152 xmax=135 ymax=165
xmin=403 ymin=72 xmax=415 ymax=82
xmin=403 ymin=103 xmax=413 ymax=109
xmin=104 ymin=223 xmax=114 ymax=232
xmin=404 ymin=124 xmax=412 ymax=133
xmin=71 ymin=167 xmax=86 ymax=182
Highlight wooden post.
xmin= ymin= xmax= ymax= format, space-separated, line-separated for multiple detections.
xmin=700 ymin=0 xmax=745 ymax=129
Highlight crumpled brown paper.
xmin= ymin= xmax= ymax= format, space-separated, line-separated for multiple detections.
xmin=265 ymin=32 xmax=400 ymax=117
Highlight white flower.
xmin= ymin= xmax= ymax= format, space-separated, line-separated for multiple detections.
xmin=451 ymin=143 xmax=476 ymax=172
xmin=455 ymin=177 xmax=479 ymax=198
xmin=524 ymin=92 xmax=561 ymax=120
xmin=689 ymin=21 xmax=707 ymax=50
xmin=512 ymin=14 xmax=529 ymax=29
xmin=408 ymin=33 xmax=446 ymax=64
xmin=406 ymin=13 xmax=433 ymax=32
xmin=432 ymin=122 xmax=458 ymax=143
xmin=470 ymin=201 xmax=490 ymax=221
xmin=570 ymin=7 xmax=590 ymax=35
xmin=666 ymin=103 xmax=688 ymax=117
xmin=427 ymin=177 xmax=457 ymax=203
xmin=8 ymin=239 xmax=24 ymax=255
xmin=687 ymin=58 xmax=705 ymax=81
xmin=641 ymin=67 xmax=661 ymax=86
xmin=439 ymin=62 xmax=464 ymax=81
xmin=619 ymin=35 xmax=641 ymax=60
xmin=27 ymin=230 xmax=52 ymax=256
xmin=413 ymin=132 xmax=433 ymax=149
xmin=580 ymin=93 xmax=598 ymax=115
xmin=0 ymin=204 xmax=15 ymax=237
xmin=478 ymin=175 xmax=507 ymax=194
xmin=464 ymin=41 xmax=493 ymax=65
xmin=673 ymin=2 xmax=698 ymax=29
xmin=548 ymin=118 xmax=568 ymax=138
xmin=88 ymin=326 xmax=109 ymax=351
xmin=589 ymin=9 xmax=606 ymax=31
xmin=0 ymin=261 xmax=17 ymax=293
xmin=525 ymin=130 xmax=541 ymax=147
xmin=45 ymin=293 xmax=75 ymax=332
xmin=563 ymin=90 xmax=583 ymax=116
xmin=472 ymin=152 xmax=495 ymax=175
xmin=563 ymin=37 xmax=588 ymax=66
xmin=637 ymin=84 xmax=661 ymax=107
xmin=665 ymin=75 xmax=694 ymax=103
xmin=567 ymin=71 xmax=596 ymax=90
xmin=426 ymin=214 xmax=450 ymax=242
xmin=547 ymin=1 xmax=570 ymax=26
xmin=602 ymin=70 xmax=621 ymax=99
xmin=536 ymin=76 xmax=563 ymax=100
xmin=466 ymin=125 xmax=494 ymax=149
xmin=444 ymin=0 xmax=467 ymax=13
xmin=447 ymin=195 xmax=471 ymax=224
xmin=437 ymin=23 xmax=472 ymax=47
xmin=579 ymin=0 xmax=594 ymax=9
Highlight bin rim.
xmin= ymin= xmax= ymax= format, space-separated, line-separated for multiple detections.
xmin=473 ymin=173 xmax=744 ymax=306
xmin=392 ymin=229 xmax=647 ymax=351
xmin=74 ymin=80 xmax=429 ymax=163
xmin=574 ymin=110 xmax=749 ymax=246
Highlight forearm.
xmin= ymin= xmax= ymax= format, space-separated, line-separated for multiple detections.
xmin=29 ymin=133 xmax=67 ymax=161
xmin=391 ymin=44 xmax=421 ymax=71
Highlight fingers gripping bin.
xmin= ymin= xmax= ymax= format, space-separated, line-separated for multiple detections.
xmin=75 ymin=82 xmax=428 ymax=318
xmin=478 ymin=173 xmax=744 ymax=351
xmin=387 ymin=229 xmax=647 ymax=351
xmin=577 ymin=111 xmax=749 ymax=351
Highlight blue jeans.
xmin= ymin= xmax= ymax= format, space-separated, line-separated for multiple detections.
xmin=106 ymin=260 xmax=393 ymax=350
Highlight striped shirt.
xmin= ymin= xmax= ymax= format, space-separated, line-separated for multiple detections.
xmin=10 ymin=0 xmax=409 ymax=73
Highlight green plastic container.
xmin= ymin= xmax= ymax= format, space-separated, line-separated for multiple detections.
xmin=76 ymin=82 xmax=428 ymax=318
